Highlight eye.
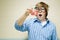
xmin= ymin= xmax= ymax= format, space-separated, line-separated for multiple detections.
xmin=34 ymin=7 xmax=40 ymax=10
xmin=34 ymin=7 xmax=38 ymax=9
xmin=41 ymin=7 xmax=45 ymax=10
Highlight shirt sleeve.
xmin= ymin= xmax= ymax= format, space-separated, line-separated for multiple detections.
xmin=14 ymin=18 xmax=31 ymax=32
xmin=51 ymin=26 xmax=57 ymax=40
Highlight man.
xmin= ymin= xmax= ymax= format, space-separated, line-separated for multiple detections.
xmin=15 ymin=2 xmax=57 ymax=40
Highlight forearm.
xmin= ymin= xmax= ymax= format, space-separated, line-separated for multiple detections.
xmin=17 ymin=12 xmax=29 ymax=26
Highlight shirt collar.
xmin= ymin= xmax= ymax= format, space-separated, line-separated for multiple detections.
xmin=34 ymin=18 xmax=49 ymax=28
xmin=34 ymin=18 xmax=49 ymax=24
xmin=34 ymin=18 xmax=41 ymax=23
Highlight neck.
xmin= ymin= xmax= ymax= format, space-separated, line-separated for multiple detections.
xmin=38 ymin=18 xmax=47 ymax=22
xmin=41 ymin=19 xmax=46 ymax=22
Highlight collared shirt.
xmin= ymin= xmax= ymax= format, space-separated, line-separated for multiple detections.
xmin=41 ymin=20 xmax=47 ymax=27
xmin=15 ymin=18 xmax=57 ymax=40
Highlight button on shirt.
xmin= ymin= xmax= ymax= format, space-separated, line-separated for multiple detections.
xmin=15 ymin=18 xmax=57 ymax=40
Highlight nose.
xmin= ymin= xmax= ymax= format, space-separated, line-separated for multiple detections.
xmin=39 ymin=10 xmax=42 ymax=13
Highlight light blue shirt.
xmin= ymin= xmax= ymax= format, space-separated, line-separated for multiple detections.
xmin=15 ymin=18 xmax=57 ymax=40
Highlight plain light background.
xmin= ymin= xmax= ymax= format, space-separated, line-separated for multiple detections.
xmin=0 ymin=0 xmax=60 ymax=39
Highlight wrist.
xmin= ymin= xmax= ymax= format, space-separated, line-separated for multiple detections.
xmin=25 ymin=12 xmax=29 ymax=16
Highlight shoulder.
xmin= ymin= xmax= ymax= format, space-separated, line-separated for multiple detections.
xmin=48 ymin=20 xmax=56 ymax=30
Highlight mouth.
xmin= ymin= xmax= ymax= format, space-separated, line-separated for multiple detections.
xmin=39 ymin=14 xmax=42 ymax=17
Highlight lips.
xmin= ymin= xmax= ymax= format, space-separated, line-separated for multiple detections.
xmin=39 ymin=14 xmax=42 ymax=17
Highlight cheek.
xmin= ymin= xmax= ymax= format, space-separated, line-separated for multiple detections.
xmin=42 ymin=11 xmax=46 ymax=13
xmin=42 ymin=13 xmax=46 ymax=16
xmin=42 ymin=11 xmax=46 ymax=16
xmin=36 ymin=14 xmax=39 ymax=17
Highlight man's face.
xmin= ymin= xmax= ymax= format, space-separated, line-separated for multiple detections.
xmin=35 ymin=3 xmax=46 ymax=21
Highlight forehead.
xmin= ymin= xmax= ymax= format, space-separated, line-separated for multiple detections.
xmin=36 ymin=3 xmax=43 ymax=7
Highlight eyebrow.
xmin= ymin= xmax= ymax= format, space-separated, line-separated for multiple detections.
xmin=34 ymin=6 xmax=45 ymax=9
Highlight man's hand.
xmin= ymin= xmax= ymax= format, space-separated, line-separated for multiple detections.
xmin=25 ymin=8 xmax=38 ymax=16
xmin=25 ymin=8 xmax=33 ymax=16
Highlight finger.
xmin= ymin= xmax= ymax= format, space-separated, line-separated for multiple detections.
xmin=27 ymin=9 xmax=33 ymax=13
